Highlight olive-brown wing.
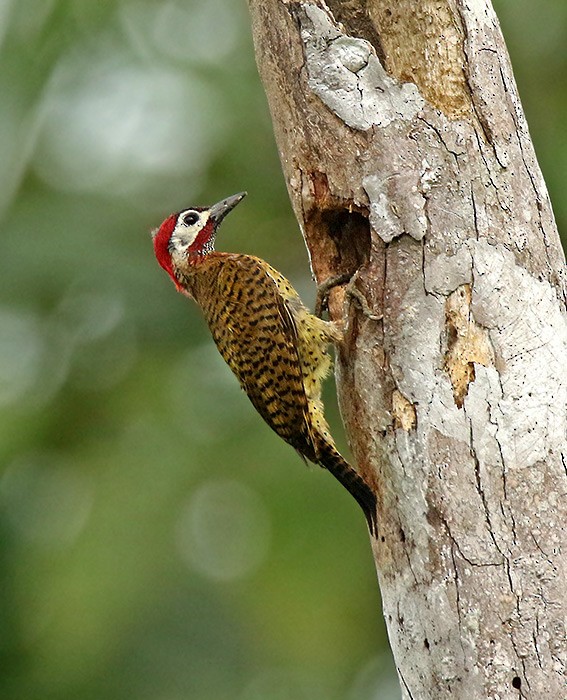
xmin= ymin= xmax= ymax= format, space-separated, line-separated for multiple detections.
xmin=197 ymin=255 xmax=313 ymax=452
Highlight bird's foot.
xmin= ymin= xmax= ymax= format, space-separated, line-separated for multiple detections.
xmin=345 ymin=283 xmax=383 ymax=322
xmin=314 ymin=272 xmax=352 ymax=318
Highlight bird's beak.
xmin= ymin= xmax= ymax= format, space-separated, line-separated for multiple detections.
xmin=209 ymin=192 xmax=247 ymax=226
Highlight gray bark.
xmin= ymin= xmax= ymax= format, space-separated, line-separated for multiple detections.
xmin=248 ymin=1 xmax=567 ymax=698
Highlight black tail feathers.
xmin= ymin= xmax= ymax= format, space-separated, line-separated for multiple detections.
xmin=317 ymin=443 xmax=378 ymax=537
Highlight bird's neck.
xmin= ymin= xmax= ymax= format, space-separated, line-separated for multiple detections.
xmin=172 ymin=250 xmax=230 ymax=287
xmin=188 ymin=250 xmax=231 ymax=266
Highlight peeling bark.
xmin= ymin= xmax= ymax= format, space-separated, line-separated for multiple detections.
xmin=248 ymin=1 xmax=567 ymax=698
xmin=444 ymin=283 xmax=494 ymax=408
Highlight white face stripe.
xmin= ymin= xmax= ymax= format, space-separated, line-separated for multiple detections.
xmin=169 ymin=209 xmax=210 ymax=254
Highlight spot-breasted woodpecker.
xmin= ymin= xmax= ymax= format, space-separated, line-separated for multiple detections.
xmin=152 ymin=192 xmax=377 ymax=535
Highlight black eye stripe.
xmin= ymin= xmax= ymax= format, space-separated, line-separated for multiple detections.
xmin=183 ymin=211 xmax=199 ymax=226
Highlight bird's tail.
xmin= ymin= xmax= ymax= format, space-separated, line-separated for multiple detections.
xmin=317 ymin=441 xmax=378 ymax=537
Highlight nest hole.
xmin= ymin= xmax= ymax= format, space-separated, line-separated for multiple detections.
xmin=305 ymin=206 xmax=371 ymax=282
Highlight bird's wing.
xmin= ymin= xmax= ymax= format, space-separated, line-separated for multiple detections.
xmin=202 ymin=255 xmax=314 ymax=452
xmin=270 ymin=277 xmax=320 ymax=458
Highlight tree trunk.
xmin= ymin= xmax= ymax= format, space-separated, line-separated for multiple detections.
xmin=248 ymin=1 xmax=566 ymax=698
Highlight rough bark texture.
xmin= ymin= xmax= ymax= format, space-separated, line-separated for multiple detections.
xmin=248 ymin=1 xmax=567 ymax=698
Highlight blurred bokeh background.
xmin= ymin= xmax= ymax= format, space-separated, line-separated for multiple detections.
xmin=0 ymin=2 xmax=564 ymax=699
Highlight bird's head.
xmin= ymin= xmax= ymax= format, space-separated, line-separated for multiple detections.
xmin=152 ymin=192 xmax=247 ymax=284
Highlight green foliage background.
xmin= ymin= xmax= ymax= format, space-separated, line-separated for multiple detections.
xmin=0 ymin=2 xmax=564 ymax=698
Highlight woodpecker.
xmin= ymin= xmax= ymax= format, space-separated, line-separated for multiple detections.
xmin=152 ymin=192 xmax=377 ymax=535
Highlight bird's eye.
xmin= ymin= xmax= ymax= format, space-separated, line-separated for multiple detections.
xmin=183 ymin=212 xmax=200 ymax=226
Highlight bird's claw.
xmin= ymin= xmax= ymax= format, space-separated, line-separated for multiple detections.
xmin=314 ymin=272 xmax=352 ymax=318
xmin=345 ymin=285 xmax=383 ymax=322
xmin=315 ymin=272 xmax=382 ymax=322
